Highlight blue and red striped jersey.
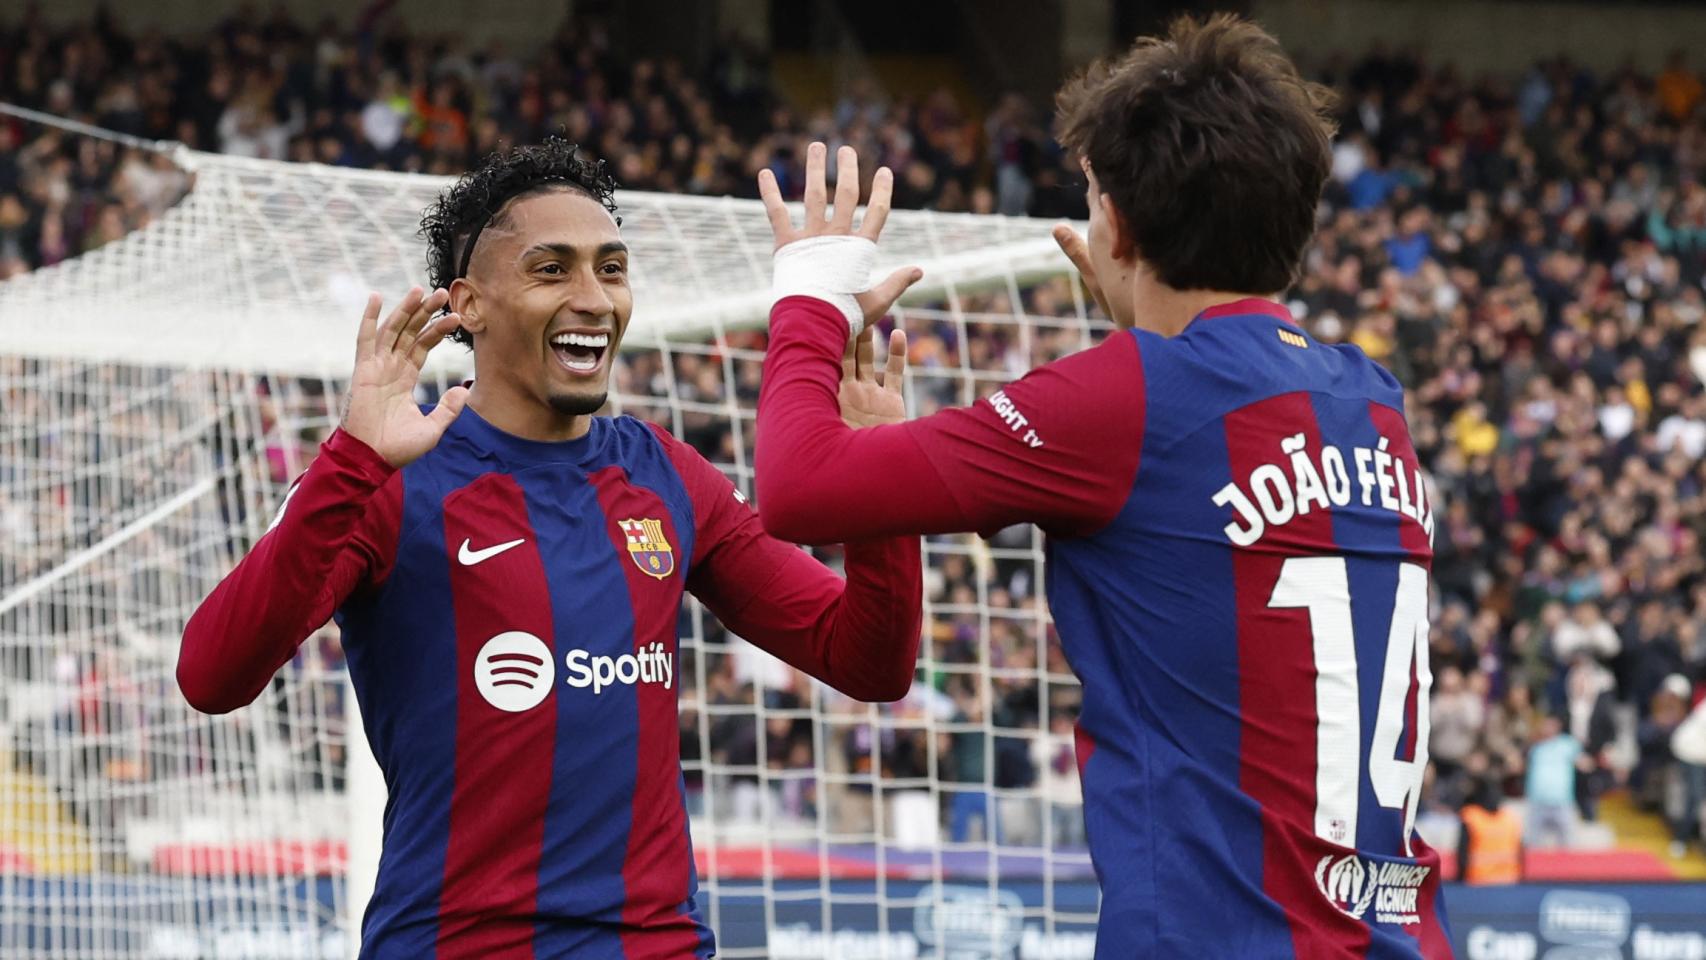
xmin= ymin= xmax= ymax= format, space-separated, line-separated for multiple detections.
xmin=758 ymin=296 xmax=1455 ymax=959
xmin=180 ymin=407 xmax=922 ymax=959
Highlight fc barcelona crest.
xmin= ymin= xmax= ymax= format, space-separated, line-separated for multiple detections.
xmin=619 ymin=518 xmax=675 ymax=580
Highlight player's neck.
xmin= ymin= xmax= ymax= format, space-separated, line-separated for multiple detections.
xmin=1126 ymin=275 xmax=1280 ymax=337
xmin=464 ymin=380 xmax=593 ymax=443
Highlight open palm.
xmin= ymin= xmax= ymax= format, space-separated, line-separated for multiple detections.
xmin=342 ymin=286 xmax=468 ymax=468
xmin=758 ymin=142 xmax=924 ymax=330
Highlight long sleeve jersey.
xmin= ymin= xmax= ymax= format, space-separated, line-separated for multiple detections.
xmin=755 ymin=295 xmax=1454 ymax=960
xmin=180 ymin=407 xmax=922 ymax=959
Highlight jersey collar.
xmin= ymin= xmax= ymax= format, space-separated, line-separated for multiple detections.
xmin=451 ymin=403 xmax=607 ymax=464
xmin=1190 ymin=297 xmax=1299 ymax=328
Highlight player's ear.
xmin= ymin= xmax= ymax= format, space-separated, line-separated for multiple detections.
xmin=1099 ymin=191 xmax=1138 ymax=265
xmin=449 ymin=277 xmax=484 ymax=335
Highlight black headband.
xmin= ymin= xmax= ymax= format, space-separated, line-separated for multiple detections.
xmin=455 ymin=210 xmax=495 ymax=281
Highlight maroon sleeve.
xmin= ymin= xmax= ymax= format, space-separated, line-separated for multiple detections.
xmin=755 ymin=295 xmax=1146 ymax=544
xmin=177 ymin=429 xmax=402 ymax=714
xmin=650 ymin=423 xmax=922 ymax=702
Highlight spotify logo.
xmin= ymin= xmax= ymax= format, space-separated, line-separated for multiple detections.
xmin=473 ymin=631 xmax=555 ymax=712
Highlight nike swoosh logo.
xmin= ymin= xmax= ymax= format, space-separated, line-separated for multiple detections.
xmin=458 ymin=537 xmax=526 ymax=565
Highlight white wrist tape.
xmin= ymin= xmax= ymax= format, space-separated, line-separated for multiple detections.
xmin=772 ymin=235 xmax=877 ymax=335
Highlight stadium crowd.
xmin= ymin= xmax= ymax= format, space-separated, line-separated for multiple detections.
xmin=3 ymin=3 xmax=1706 ymax=868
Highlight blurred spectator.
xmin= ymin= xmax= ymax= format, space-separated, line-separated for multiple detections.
xmin=1032 ymin=710 xmax=1084 ymax=847
xmin=1526 ymin=715 xmax=1585 ymax=847
xmin=1671 ymin=692 xmax=1706 ymax=856
xmin=1656 ymin=395 xmax=1706 ymax=457
xmin=1483 ymin=684 xmax=1539 ymax=796
xmin=1551 ymin=602 xmax=1621 ymax=665
xmin=1626 ymin=600 xmax=1688 ymax=713
xmin=1458 ymin=775 xmax=1524 ymax=884
xmin=360 ymin=72 xmax=411 ymax=157
xmin=1563 ymin=661 xmax=1617 ymax=820
xmin=941 ymin=684 xmax=999 ymax=843
xmin=1657 ymin=51 xmax=1704 ymax=123
xmin=1430 ymin=666 xmax=1485 ymax=783
xmin=1637 ymin=675 xmax=1697 ymax=856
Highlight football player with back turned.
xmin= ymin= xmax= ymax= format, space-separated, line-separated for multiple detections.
xmin=755 ymin=15 xmax=1455 ymax=959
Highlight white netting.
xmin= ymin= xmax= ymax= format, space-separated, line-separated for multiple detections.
xmin=0 ymin=146 xmax=1100 ymax=958
xmin=0 ymin=147 xmax=1068 ymax=378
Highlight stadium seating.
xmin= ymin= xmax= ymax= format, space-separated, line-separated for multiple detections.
xmin=2 ymin=4 xmax=1704 ymax=878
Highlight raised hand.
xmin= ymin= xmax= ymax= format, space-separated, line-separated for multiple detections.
xmin=839 ymin=325 xmax=910 ymax=428
xmin=341 ymin=287 xmax=469 ymax=468
xmin=758 ymin=142 xmax=924 ymax=330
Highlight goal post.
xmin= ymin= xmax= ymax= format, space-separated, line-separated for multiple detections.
xmin=0 ymin=141 xmax=1100 ymax=958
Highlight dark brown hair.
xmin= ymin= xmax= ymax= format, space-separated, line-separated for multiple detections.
xmin=1056 ymin=14 xmax=1336 ymax=294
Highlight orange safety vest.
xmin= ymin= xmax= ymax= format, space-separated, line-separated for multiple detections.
xmin=1460 ymin=804 xmax=1522 ymax=885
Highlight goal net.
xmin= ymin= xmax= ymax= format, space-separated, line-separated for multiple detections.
xmin=0 ymin=141 xmax=1101 ymax=958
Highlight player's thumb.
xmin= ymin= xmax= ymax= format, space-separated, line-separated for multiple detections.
xmin=858 ymin=266 xmax=923 ymax=318
xmin=427 ymin=385 xmax=470 ymax=432
xmin=1052 ymin=224 xmax=1092 ymax=273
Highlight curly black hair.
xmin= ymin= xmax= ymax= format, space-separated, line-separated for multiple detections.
xmin=419 ymin=137 xmax=621 ymax=345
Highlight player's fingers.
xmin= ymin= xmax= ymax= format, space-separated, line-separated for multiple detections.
xmin=856 ymin=324 xmax=876 ymax=382
xmin=377 ymin=286 xmax=423 ymax=350
xmin=758 ymin=168 xmax=795 ymax=245
xmin=831 ymin=145 xmax=859 ymax=233
xmin=1052 ymin=224 xmax=1094 ymax=276
xmin=859 ymin=167 xmax=893 ymax=240
xmin=393 ymin=287 xmax=448 ymax=352
xmin=883 ymin=328 xmax=908 ymax=394
xmin=408 ymin=312 xmax=459 ymax=368
xmin=842 ymin=327 xmax=857 ymax=381
xmin=803 ymin=141 xmax=828 ymax=228
xmin=426 ymin=384 xmax=469 ymax=433
xmin=355 ymin=293 xmax=382 ymax=360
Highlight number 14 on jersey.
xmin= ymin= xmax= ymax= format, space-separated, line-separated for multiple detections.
xmin=1269 ymin=558 xmax=1431 ymax=855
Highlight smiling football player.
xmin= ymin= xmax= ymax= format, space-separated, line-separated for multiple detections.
xmin=178 ymin=138 xmax=923 ymax=959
